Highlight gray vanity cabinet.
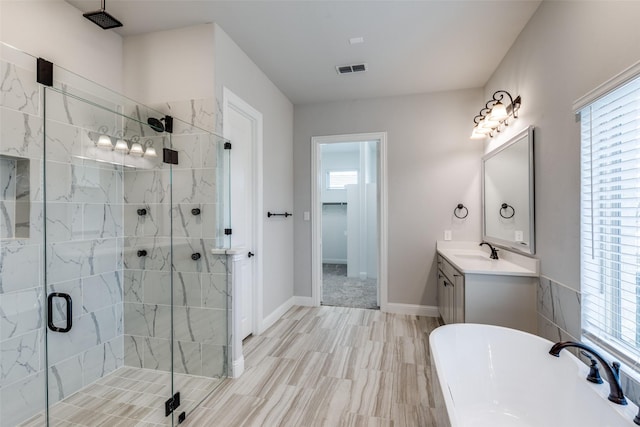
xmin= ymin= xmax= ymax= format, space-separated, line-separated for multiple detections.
xmin=437 ymin=255 xmax=465 ymax=324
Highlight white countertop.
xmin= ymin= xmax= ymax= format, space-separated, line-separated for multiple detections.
xmin=436 ymin=241 xmax=539 ymax=277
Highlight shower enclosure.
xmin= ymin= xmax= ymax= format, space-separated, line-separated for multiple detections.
xmin=0 ymin=43 xmax=231 ymax=426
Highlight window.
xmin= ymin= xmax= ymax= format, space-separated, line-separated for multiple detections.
xmin=326 ymin=170 xmax=358 ymax=190
xmin=579 ymin=69 xmax=640 ymax=366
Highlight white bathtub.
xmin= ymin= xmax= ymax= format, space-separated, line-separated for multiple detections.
xmin=429 ymin=323 xmax=639 ymax=427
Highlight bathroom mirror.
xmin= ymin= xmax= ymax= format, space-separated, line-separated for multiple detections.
xmin=482 ymin=126 xmax=535 ymax=255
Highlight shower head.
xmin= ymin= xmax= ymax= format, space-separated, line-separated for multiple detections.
xmin=83 ymin=0 xmax=122 ymax=30
xmin=147 ymin=117 xmax=165 ymax=133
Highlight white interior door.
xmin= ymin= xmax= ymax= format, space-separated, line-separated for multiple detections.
xmin=228 ymin=101 xmax=255 ymax=340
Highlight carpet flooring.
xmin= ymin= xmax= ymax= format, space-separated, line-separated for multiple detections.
xmin=322 ymin=264 xmax=378 ymax=309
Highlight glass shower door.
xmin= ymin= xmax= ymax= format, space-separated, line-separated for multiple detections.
xmin=42 ymin=84 xmax=176 ymax=425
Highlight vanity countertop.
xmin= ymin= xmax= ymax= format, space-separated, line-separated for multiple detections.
xmin=437 ymin=241 xmax=539 ymax=277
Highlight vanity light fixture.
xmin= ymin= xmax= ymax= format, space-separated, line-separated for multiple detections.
xmin=114 ymin=139 xmax=129 ymax=153
xmin=129 ymin=142 xmax=144 ymax=156
xmin=144 ymin=146 xmax=157 ymax=158
xmin=470 ymin=90 xmax=521 ymax=139
xmin=96 ymin=134 xmax=113 ymax=149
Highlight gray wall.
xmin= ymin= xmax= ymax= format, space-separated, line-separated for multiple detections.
xmin=214 ymin=24 xmax=295 ymax=320
xmin=485 ymin=1 xmax=640 ymax=405
xmin=294 ymin=89 xmax=483 ymax=306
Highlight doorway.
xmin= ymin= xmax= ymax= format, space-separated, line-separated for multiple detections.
xmin=311 ymin=133 xmax=388 ymax=310
xmin=222 ymin=87 xmax=263 ymax=342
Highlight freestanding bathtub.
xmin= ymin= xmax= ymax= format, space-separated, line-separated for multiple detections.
xmin=429 ymin=323 xmax=639 ymax=426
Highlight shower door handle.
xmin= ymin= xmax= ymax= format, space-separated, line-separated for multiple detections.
xmin=47 ymin=292 xmax=73 ymax=333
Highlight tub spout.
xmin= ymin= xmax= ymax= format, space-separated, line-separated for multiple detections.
xmin=549 ymin=341 xmax=627 ymax=405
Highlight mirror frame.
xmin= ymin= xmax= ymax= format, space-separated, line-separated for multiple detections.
xmin=482 ymin=125 xmax=535 ymax=255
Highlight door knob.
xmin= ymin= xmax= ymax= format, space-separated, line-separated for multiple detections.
xmin=248 ymin=252 xmax=255 ymax=258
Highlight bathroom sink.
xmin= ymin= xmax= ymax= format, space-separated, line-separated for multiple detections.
xmin=454 ymin=253 xmax=490 ymax=261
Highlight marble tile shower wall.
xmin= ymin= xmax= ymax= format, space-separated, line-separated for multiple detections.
xmin=0 ymin=59 xmax=126 ymax=426
xmin=103 ymin=100 xmax=231 ymax=394
xmin=537 ymin=276 xmax=640 ymax=407
xmin=122 ymin=103 xmax=228 ymax=378
xmin=0 ymin=58 xmax=46 ymax=427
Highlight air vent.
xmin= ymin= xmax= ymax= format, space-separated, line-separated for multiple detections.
xmin=336 ymin=63 xmax=368 ymax=75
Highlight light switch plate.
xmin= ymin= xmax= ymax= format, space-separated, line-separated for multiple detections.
xmin=303 ymin=211 xmax=310 ymax=221
xmin=444 ymin=230 xmax=452 ymax=241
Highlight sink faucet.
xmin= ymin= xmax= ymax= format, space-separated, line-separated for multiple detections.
xmin=549 ymin=341 xmax=627 ymax=405
xmin=479 ymin=242 xmax=499 ymax=259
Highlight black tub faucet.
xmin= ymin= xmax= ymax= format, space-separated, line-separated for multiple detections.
xmin=549 ymin=341 xmax=627 ymax=405
xmin=479 ymin=242 xmax=499 ymax=259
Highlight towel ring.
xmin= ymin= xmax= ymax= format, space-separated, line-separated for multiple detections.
xmin=500 ymin=203 xmax=515 ymax=219
xmin=454 ymin=203 xmax=468 ymax=219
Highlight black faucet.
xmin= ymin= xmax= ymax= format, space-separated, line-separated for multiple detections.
xmin=479 ymin=242 xmax=499 ymax=259
xmin=549 ymin=341 xmax=627 ymax=405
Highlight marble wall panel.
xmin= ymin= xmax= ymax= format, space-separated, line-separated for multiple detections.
xmin=202 ymin=343 xmax=227 ymax=378
xmin=44 ymin=88 xmax=117 ymax=134
xmin=147 ymin=98 xmax=216 ymax=134
xmin=171 ymin=169 xmax=216 ymax=205
xmin=0 ymin=241 xmax=41 ymax=293
xmin=123 ymin=237 xmax=171 ymax=271
xmin=537 ymin=277 xmax=581 ymax=341
xmin=0 ymin=61 xmax=39 ymax=115
xmin=82 ymin=271 xmax=122 ymax=314
xmin=123 ymin=302 xmax=171 ymax=340
xmin=202 ymin=272 xmax=228 ymax=310
xmin=123 ymin=203 xmax=168 ymax=238
xmin=46 ymin=238 xmax=118 ymax=284
xmin=123 ymin=169 xmax=170 ymax=205
xmin=0 ymin=107 xmax=43 ymax=160
xmin=0 ymin=329 xmax=40 ymax=388
xmin=0 ymin=371 xmax=45 ymax=427
xmin=44 ymin=202 xmax=83 ymax=243
xmin=47 ymin=305 xmax=119 ymax=366
xmin=0 ymin=287 xmax=43 ymax=341
xmin=44 ymin=160 xmax=122 ymax=204
xmin=82 ymin=336 xmax=124 ymax=386
xmin=48 ymin=354 xmax=83 ymax=403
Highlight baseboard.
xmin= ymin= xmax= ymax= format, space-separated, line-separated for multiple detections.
xmin=293 ymin=296 xmax=315 ymax=307
xmin=232 ymin=356 xmax=244 ymax=378
xmin=382 ymin=303 xmax=440 ymax=317
xmin=258 ymin=296 xmax=295 ymax=334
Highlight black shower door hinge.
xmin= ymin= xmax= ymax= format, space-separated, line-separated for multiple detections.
xmin=165 ymin=392 xmax=181 ymax=416
xmin=224 ymin=228 xmax=232 ymax=235
xmin=224 ymin=142 xmax=232 ymax=150
xmin=37 ymin=58 xmax=53 ymax=86
xmin=163 ymin=148 xmax=179 ymax=165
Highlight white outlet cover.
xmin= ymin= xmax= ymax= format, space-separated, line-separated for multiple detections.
xmin=444 ymin=230 xmax=452 ymax=241
xmin=515 ymin=230 xmax=523 ymax=242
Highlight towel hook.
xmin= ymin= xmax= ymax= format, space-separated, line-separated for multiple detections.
xmin=500 ymin=203 xmax=515 ymax=219
xmin=454 ymin=203 xmax=468 ymax=219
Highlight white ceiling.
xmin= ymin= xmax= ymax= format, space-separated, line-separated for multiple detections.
xmin=67 ymin=0 xmax=542 ymax=105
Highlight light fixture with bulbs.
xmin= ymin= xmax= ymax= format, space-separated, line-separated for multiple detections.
xmin=93 ymin=131 xmax=158 ymax=159
xmin=470 ymin=90 xmax=521 ymax=139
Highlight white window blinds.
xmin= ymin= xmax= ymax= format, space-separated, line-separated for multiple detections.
xmin=580 ymin=72 xmax=640 ymax=363
xmin=327 ymin=170 xmax=358 ymax=190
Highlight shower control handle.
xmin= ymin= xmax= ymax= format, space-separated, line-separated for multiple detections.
xmin=137 ymin=208 xmax=147 ymax=216
xmin=191 ymin=208 xmax=201 ymax=216
xmin=47 ymin=293 xmax=72 ymax=333
xmin=137 ymin=250 xmax=148 ymax=257
xmin=191 ymin=252 xmax=201 ymax=261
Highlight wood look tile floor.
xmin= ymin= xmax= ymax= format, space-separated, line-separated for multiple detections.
xmin=183 ymin=305 xmax=442 ymax=427
xmin=19 ymin=368 xmax=223 ymax=427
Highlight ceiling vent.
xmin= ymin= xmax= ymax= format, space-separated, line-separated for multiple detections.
xmin=336 ymin=63 xmax=368 ymax=75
